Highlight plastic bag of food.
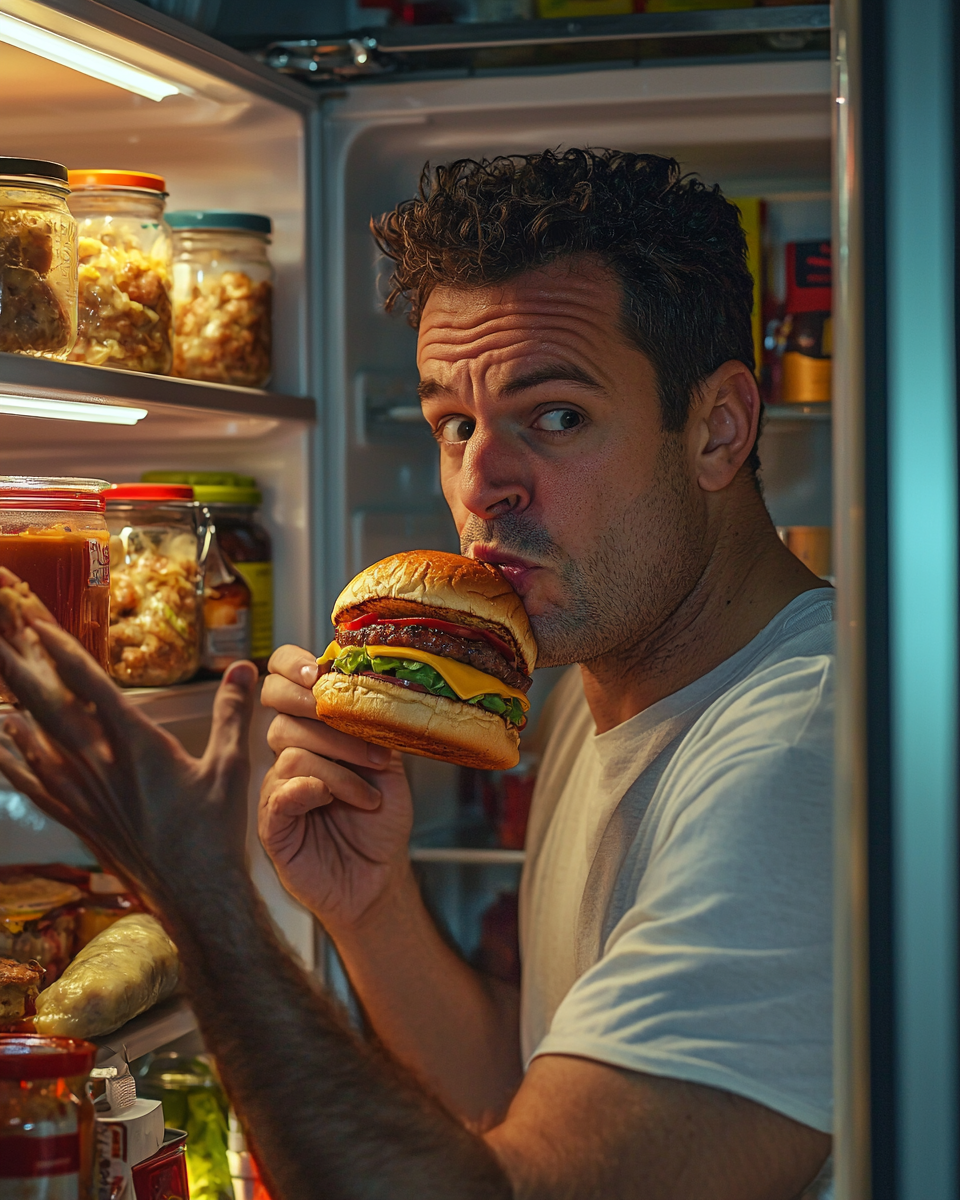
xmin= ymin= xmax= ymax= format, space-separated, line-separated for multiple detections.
xmin=34 ymin=912 xmax=179 ymax=1038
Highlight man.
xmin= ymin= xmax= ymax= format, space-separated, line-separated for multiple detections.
xmin=0 ymin=150 xmax=833 ymax=1199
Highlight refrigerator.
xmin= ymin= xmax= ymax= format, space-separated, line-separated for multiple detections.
xmin=0 ymin=0 xmax=955 ymax=1197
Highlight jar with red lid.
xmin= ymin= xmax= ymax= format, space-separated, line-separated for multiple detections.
xmin=0 ymin=1033 xmax=97 ymax=1198
xmin=0 ymin=477 xmax=110 ymax=698
xmin=105 ymin=484 xmax=207 ymax=687
xmin=67 ymin=170 xmax=173 ymax=375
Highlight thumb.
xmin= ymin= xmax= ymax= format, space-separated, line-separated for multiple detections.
xmin=204 ymin=660 xmax=257 ymax=770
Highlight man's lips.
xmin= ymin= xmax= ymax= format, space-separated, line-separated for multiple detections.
xmin=468 ymin=546 xmax=542 ymax=592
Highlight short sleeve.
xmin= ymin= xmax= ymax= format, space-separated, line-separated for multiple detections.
xmin=531 ymin=655 xmax=834 ymax=1133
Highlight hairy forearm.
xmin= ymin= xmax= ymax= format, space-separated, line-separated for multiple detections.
xmin=162 ymin=867 xmax=512 ymax=1200
xmin=328 ymin=863 xmax=522 ymax=1124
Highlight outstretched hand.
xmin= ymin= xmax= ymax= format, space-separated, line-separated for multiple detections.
xmin=0 ymin=569 xmax=257 ymax=916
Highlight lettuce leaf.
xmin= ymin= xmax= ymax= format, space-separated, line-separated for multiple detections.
xmin=332 ymin=647 xmax=524 ymax=727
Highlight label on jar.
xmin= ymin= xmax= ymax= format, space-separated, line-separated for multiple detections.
xmin=87 ymin=537 xmax=110 ymax=588
xmin=232 ymin=561 xmax=273 ymax=660
xmin=0 ymin=1132 xmax=80 ymax=1194
xmin=205 ymin=607 xmax=251 ymax=660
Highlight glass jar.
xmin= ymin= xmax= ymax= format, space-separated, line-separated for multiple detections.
xmin=138 ymin=1053 xmax=233 ymax=1200
xmin=167 ymin=212 xmax=274 ymax=388
xmin=0 ymin=1033 xmax=97 ymax=1199
xmin=143 ymin=472 xmax=274 ymax=671
xmin=200 ymin=528 xmax=253 ymax=676
xmin=67 ymin=171 xmax=173 ymax=375
xmin=105 ymin=484 xmax=206 ymax=687
xmin=0 ymin=478 xmax=110 ymax=693
xmin=0 ymin=158 xmax=77 ymax=358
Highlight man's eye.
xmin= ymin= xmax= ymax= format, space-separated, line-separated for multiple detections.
xmin=534 ymin=408 xmax=583 ymax=432
xmin=438 ymin=416 xmax=476 ymax=444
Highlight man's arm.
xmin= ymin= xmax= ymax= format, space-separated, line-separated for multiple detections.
xmin=0 ymin=605 xmax=830 ymax=1200
xmin=259 ymin=648 xmax=522 ymax=1123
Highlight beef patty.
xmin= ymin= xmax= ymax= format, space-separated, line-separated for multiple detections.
xmin=335 ymin=622 xmax=531 ymax=693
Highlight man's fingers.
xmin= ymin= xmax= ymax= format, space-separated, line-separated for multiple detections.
xmin=260 ymin=672 xmax=320 ymax=722
xmin=204 ymin=661 xmax=257 ymax=771
xmin=266 ymin=711 xmax=391 ymax=768
xmin=267 ymin=745 xmax=383 ymax=811
xmin=267 ymin=643 xmax=322 ymax=689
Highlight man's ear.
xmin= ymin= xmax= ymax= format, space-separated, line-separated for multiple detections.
xmin=692 ymin=360 xmax=761 ymax=493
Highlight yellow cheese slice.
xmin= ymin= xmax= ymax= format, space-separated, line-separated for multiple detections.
xmin=318 ymin=640 xmax=530 ymax=711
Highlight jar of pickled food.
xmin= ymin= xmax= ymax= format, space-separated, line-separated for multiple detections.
xmin=0 ymin=158 xmax=77 ymax=359
xmin=0 ymin=478 xmax=110 ymax=696
xmin=167 ymin=212 xmax=273 ymax=388
xmin=200 ymin=526 xmax=253 ymax=676
xmin=0 ymin=1033 xmax=97 ymax=1199
xmin=67 ymin=171 xmax=173 ymax=375
xmin=142 ymin=472 xmax=274 ymax=671
xmin=105 ymin=484 xmax=207 ymax=687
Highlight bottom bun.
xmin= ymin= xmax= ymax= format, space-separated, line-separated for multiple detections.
xmin=313 ymin=671 xmax=521 ymax=770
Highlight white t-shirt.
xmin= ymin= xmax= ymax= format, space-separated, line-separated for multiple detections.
xmin=519 ymin=588 xmax=834 ymax=1141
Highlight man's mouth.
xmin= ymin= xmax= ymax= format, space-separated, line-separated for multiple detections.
xmin=468 ymin=546 xmax=542 ymax=593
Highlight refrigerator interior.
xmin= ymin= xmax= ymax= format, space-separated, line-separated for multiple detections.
xmin=0 ymin=3 xmax=319 ymax=967
xmin=317 ymin=56 xmax=832 ymax=965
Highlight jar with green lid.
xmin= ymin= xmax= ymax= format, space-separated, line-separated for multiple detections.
xmin=142 ymin=471 xmax=274 ymax=671
xmin=0 ymin=157 xmax=77 ymax=358
xmin=167 ymin=211 xmax=273 ymax=388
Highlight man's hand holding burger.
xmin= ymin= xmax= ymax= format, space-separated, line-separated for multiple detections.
xmin=259 ymin=644 xmax=415 ymax=935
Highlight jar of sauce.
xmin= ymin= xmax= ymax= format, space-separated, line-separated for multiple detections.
xmin=0 ymin=478 xmax=110 ymax=687
xmin=0 ymin=1033 xmax=97 ymax=1198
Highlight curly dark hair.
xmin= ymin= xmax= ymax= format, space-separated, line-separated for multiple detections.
xmin=372 ymin=148 xmax=760 ymax=470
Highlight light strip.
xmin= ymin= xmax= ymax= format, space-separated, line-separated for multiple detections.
xmin=0 ymin=13 xmax=179 ymax=101
xmin=0 ymin=396 xmax=147 ymax=425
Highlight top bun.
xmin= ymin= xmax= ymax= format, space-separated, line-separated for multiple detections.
xmin=333 ymin=550 xmax=537 ymax=675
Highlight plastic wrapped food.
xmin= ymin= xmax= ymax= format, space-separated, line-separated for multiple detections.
xmin=69 ymin=233 xmax=173 ymax=373
xmin=173 ymin=270 xmax=272 ymax=387
xmin=33 ymin=914 xmax=179 ymax=1039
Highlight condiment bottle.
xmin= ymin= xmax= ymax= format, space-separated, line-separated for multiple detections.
xmin=0 ymin=476 xmax=111 ymax=687
xmin=0 ymin=1033 xmax=97 ymax=1198
xmin=779 ymin=240 xmax=832 ymax=404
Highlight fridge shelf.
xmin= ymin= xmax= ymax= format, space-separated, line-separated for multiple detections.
xmin=94 ymin=995 xmax=198 ymax=1067
xmin=0 ymin=354 xmax=315 ymax=424
xmin=0 ymin=679 xmax=225 ymax=725
xmin=765 ymin=403 xmax=832 ymax=422
xmin=410 ymin=847 xmax=525 ymax=865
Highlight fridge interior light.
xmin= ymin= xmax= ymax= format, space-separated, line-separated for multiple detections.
xmin=0 ymin=12 xmax=180 ymax=101
xmin=0 ymin=396 xmax=148 ymax=425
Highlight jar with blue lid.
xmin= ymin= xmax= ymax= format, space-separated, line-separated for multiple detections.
xmin=167 ymin=211 xmax=273 ymax=388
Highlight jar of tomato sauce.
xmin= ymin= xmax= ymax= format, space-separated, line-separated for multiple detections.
xmin=0 ymin=1033 xmax=98 ymax=1198
xmin=0 ymin=478 xmax=110 ymax=683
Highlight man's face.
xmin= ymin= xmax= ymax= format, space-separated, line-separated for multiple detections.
xmin=417 ymin=257 xmax=711 ymax=669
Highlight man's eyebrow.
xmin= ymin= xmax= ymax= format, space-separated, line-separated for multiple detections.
xmin=418 ymin=378 xmax=451 ymax=402
xmin=500 ymin=363 xmax=604 ymax=394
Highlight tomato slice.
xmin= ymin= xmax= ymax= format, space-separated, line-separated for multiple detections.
xmin=339 ymin=613 xmax=518 ymax=666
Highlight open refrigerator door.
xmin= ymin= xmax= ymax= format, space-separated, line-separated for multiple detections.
xmin=0 ymin=0 xmax=842 ymax=1190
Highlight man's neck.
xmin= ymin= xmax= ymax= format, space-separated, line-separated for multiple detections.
xmin=579 ymin=491 xmax=827 ymax=735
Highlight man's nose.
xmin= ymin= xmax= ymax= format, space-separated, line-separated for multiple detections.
xmin=456 ymin=425 xmax=531 ymax=521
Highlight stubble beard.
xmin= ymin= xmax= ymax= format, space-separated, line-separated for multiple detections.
xmin=459 ymin=440 xmax=709 ymax=670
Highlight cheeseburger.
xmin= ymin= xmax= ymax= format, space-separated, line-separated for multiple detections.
xmin=313 ymin=551 xmax=537 ymax=770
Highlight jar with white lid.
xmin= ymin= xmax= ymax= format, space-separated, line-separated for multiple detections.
xmin=167 ymin=211 xmax=273 ymax=388
xmin=0 ymin=157 xmax=77 ymax=358
xmin=67 ymin=170 xmax=173 ymax=374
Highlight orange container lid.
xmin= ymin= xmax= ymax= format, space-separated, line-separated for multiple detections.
xmin=68 ymin=169 xmax=166 ymax=193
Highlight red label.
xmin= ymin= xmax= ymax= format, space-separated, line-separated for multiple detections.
xmin=0 ymin=1132 xmax=80 ymax=1177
